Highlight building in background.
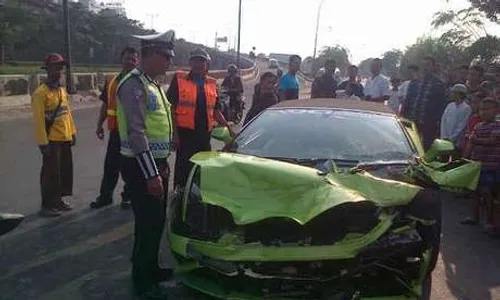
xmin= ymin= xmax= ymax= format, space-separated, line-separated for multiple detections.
xmin=269 ymin=53 xmax=292 ymax=65
xmin=80 ymin=0 xmax=126 ymax=16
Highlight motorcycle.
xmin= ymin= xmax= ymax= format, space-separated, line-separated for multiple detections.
xmin=219 ymin=86 xmax=245 ymax=125
xmin=0 ymin=213 xmax=24 ymax=236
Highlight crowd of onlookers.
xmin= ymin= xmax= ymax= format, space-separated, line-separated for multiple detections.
xmin=383 ymin=59 xmax=499 ymax=238
xmin=266 ymin=55 xmax=500 ymax=238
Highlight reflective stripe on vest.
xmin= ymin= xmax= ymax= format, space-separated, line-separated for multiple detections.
xmin=175 ymin=71 xmax=217 ymax=130
xmin=116 ymin=68 xmax=173 ymax=158
xmin=44 ymin=105 xmax=68 ymax=119
xmin=106 ymin=75 xmax=120 ymax=131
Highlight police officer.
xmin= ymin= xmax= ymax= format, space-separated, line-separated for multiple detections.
xmin=167 ymin=48 xmax=233 ymax=189
xmin=116 ymin=31 xmax=175 ymax=299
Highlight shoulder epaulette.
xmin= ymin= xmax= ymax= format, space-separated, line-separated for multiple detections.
xmin=129 ymin=68 xmax=142 ymax=77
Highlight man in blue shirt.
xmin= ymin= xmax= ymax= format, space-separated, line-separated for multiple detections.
xmin=279 ymin=55 xmax=302 ymax=101
xmin=338 ymin=65 xmax=364 ymax=98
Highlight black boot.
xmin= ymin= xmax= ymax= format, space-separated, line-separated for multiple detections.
xmin=90 ymin=196 xmax=112 ymax=209
xmin=153 ymin=267 xmax=173 ymax=282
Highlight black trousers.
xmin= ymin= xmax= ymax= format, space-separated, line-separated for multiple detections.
xmin=174 ymin=128 xmax=211 ymax=187
xmin=97 ymin=130 xmax=130 ymax=201
xmin=419 ymin=123 xmax=439 ymax=151
xmin=120 ymin=156 xmax=169 ymax=291
xmin=40 ymin=142 xmax=73 ymax=209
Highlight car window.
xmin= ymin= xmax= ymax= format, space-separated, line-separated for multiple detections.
xmin=231 ymin=108 xmax=414 ymax=162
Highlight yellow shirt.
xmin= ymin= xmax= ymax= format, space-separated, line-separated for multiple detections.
xmin=31 ymin=83 xmax=77 ymax=145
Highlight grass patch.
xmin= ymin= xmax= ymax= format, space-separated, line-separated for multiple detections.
xmin=0 ymin=64 xmax=121 ymax=75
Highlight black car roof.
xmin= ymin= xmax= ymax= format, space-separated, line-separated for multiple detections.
xmin=269 ymin=98 xmax=396 ymax=115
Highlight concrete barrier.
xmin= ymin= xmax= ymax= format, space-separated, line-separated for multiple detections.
xmin=0 ymin=57 xmax=258 ymax=110
xmin=0 ymin=75 xmax=31 ymax=97
xmin=1 ymin=55 xmax=256 ymax=96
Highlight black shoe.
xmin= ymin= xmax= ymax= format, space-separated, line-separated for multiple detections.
xmin=135 ymin=284 xmax=168 ymax=300
xmin=120 ymin=199 xmax=131 ymax=209
xmin=154 ymin=267 xmax=173 ymax=282
xmin=90 ymin=197 xmax=112 ymax=209
xmin=39 ymin=208 xmax=62 ymax=218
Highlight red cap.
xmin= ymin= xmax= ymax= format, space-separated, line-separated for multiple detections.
xmin=42 ymin=53 xmax=66 ymax=69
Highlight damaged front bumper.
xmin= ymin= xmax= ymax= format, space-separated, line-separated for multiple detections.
xmin=169 ymin=213 xmax=433 ymax=300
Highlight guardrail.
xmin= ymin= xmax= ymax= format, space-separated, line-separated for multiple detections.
xmin=0 ymin=56 xmax=257 ymax=97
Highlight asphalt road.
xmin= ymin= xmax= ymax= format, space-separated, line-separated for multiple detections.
xmin=0 ymin=64 xmax=499 ymax=299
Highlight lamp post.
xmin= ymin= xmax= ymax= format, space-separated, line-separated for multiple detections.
xmin=236 ymin=0 xmax=242 ymax=68
xmin=312 ymin=0 xmax=326 ymax=61
xmin=62 ymin=0 xmax=73 ymax=93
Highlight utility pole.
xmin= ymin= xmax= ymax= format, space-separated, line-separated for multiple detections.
xmin=63 ymin=0 xmax=73 ymax=93
xmin=236 ymin=0 xmax=242 ymax=68
xmin=147 ymin=13 xmax=159 ymax=29
xmin=312 ymin=0 xmax=325 ymax=61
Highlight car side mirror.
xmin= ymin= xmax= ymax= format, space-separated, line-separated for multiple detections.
xmin=423 ymin=139 xmax=455 ymax=161
xmin=211 ymin=126 xmax=232 ymax=143
xmin=0 ymin=213 xmax=24 ymax=236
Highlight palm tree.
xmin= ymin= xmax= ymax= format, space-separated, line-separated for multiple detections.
xmin=466 ymin=0 xmax=499 ymax=23
xmin=431 ymin=7 xmax=488 ymax=47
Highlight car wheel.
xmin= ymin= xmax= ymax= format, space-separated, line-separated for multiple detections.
xmin=420 ymin=274 xmax=432 ymax=300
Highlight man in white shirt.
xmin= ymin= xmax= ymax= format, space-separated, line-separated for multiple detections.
xmin=364 ymin=58 xmax=390 ymax=102
xmin=387 ymin=76 xmax=403 ymax=112
xmin=440 ymin=83 xmax=471 ymax=150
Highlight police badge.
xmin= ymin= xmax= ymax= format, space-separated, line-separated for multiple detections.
xmin=146 ymin=92 xmax=159 ymax=111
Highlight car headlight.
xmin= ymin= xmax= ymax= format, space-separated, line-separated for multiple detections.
xmin=183 ymin=166 xmax=236 ymax=241
xmin=184 ymin=166 xmax=206 ymax=230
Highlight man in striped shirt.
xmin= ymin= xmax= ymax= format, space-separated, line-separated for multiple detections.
xmin=462 ymin=98 xmax=500 ymax=236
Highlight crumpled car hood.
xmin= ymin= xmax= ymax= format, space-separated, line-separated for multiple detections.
xmin=190 ymin=152 xmax=421 ymax=225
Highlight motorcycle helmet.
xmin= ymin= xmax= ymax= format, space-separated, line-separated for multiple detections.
xmin=190 ymin=48 xmax=211 ymax=62
xmin=227 ymin=64 xmax=238 ymax=74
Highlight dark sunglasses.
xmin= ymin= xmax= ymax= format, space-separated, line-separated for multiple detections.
xmin=156 ymin=50 xmax=173 ymax=61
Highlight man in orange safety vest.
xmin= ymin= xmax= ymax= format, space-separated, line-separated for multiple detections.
xmin=91 ymin=46 xmax=139 ymax=209
xmin=167 ymin=47 xmax=234 ymax=188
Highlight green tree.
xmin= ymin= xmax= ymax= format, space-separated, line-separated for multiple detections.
xmin=0 ymin=1 xmax=252 ymax=70
xmin=0 ymin=0 xmax=38 ymax=64
xmin=312 ymin=45 xmax=351 ymax=75
xmin=466 ymin=34 xmax=500 ymax=63
xmin=431 ymin=7 xmax=487 ymax=47
xmin=399 ymin=37 xmax=466 ymax=77
xmin=381 ymin=49 xmax=403 ymax=77
xmin=467 ymin=0 xmax=499 ymax=22
xmin=357 ymin=58 xmax=372 ymax=77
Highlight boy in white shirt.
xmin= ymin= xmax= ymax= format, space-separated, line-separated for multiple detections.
xmin=440 ymin=84 xmax=472 ymax=150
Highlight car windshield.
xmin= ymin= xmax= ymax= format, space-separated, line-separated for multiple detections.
xmin=231 ymin=108 xmax=414 ymax=162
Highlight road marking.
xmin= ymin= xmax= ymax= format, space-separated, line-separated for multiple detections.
xmin=37 ymin=271 xmax=100 ymax=300
xmin=0 ymin=222 xmax=133 ymax=281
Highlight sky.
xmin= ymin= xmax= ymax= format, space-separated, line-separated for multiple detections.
xmin=123 ymin=0 xmax=500 ymax=64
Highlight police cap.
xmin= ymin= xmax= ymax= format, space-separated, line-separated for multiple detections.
xmin=133 ymin=30 xmax=176 ymax=57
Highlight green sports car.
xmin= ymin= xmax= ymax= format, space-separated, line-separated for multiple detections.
xmin=167 ymin=99 xmax=480 ymax=299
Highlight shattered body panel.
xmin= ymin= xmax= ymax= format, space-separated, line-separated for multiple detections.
xmin=168 ymin=153 xmax=442 ymax=299
xmin=168 ymin=107 xmax=478 ymax=299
